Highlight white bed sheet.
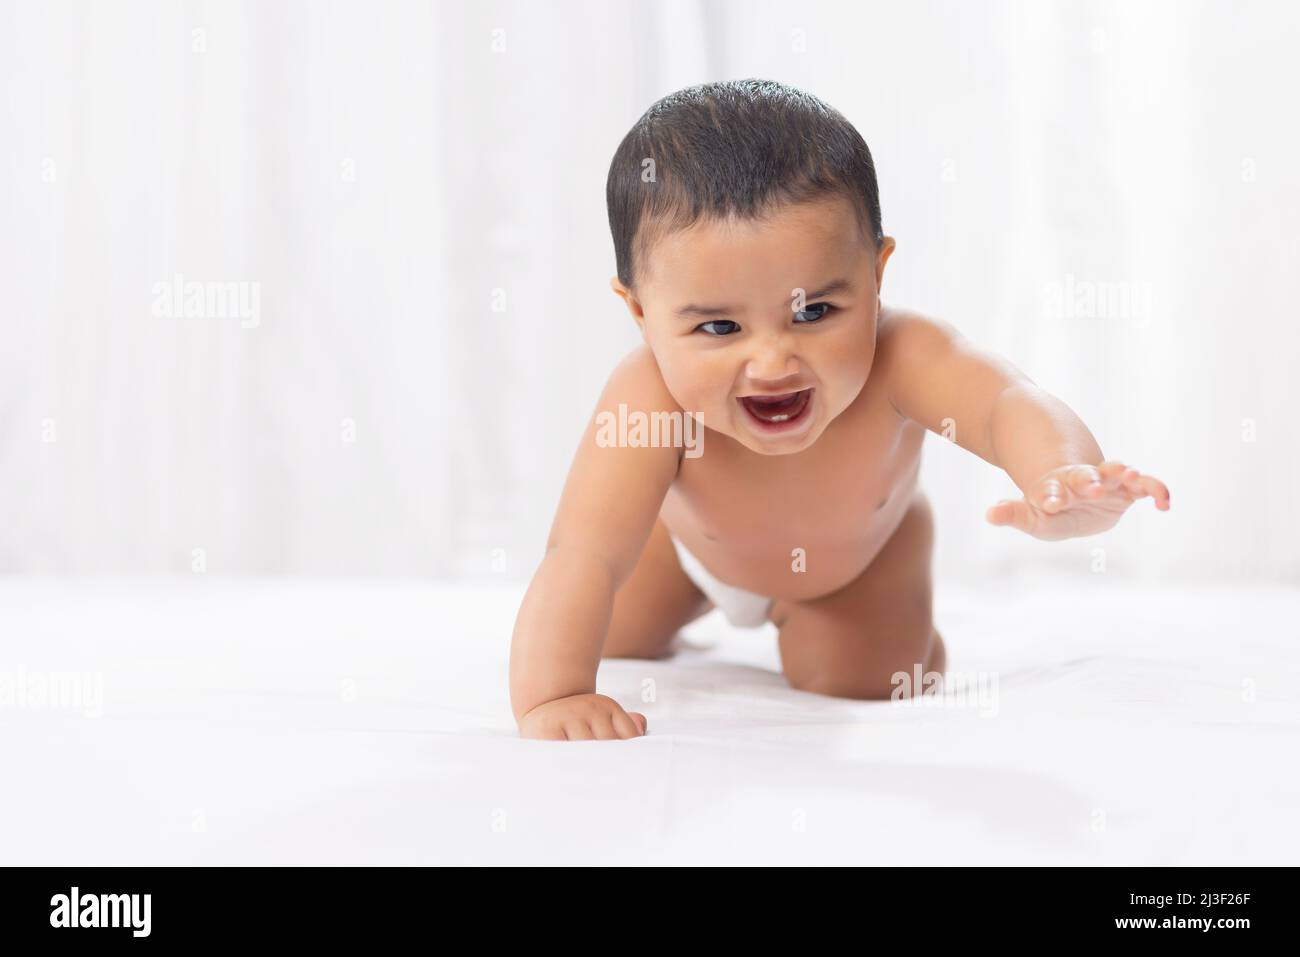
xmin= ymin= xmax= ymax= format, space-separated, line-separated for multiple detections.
xmin=2 ymin=576 xmax=1297 ymax=865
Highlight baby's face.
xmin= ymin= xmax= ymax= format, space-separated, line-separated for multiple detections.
xmin=615 ymin=196 xmax=894 ymax=455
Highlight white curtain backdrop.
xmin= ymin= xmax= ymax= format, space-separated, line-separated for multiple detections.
xmin=2 ymin=0 xmax=1296 ymax=583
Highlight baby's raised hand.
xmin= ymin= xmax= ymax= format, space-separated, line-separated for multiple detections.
xmin=518 ymin=693 xmax=648 ymax=741
xmin=985 ymin=460 xmax=1170 ymax=541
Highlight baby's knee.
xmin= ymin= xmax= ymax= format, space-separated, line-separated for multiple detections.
xmin=925 ymin=629 xmax=946 ymax=676
xmin=786 ymin=629 xmax=946 ymax=701
xmin=786 ymin=668 xmax=897 ymax=701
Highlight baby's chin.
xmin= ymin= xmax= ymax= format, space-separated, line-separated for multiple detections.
xmin=735 ymin=437 xmax=817 ymax=456
xmin=730 ymin=427 xmax=823 ymax=456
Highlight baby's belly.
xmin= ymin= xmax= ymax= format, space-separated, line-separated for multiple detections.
xmin=661 ymin=469 xmax=922 ymax=603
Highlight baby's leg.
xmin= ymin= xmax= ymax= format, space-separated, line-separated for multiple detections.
xmin=602 ymin=517 xmax=712 ymax=660
xmin=770 ymin=489 xmax=945 ymax=700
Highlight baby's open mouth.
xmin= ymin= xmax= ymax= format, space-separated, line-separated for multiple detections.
xmin=738 ymin=388 xmax=814 ymax=430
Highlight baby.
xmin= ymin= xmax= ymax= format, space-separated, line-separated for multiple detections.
xmin=510 ymin=79 xmax=1170 ymax=741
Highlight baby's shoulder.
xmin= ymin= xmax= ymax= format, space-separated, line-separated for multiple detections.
xmin=876 ymin=305 xmax=960 ymax=356
xmin=601 ymin=343 xmax=683 ymax=413
xmin=874 ymin=306 xmax=964 ymax=382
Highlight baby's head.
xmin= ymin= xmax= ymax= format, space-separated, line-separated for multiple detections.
xmin=606 ymin=79 xmax=894 ymax=455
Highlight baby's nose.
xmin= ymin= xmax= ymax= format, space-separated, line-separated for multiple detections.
xmin=745 ymin=341 xmax=800 ymax=381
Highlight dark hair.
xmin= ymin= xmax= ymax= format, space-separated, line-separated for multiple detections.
xmin=606 ymin=78 xmax=884 ymax=290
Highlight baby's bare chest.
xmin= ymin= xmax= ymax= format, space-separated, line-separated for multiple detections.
xmin=660 ymin=405 xmax=926 ymax=598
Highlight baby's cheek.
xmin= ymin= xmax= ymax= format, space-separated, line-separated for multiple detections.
xmin=653 ymin=365 xmax=698 ymax=415
xmin=668 ymin=359 xmax=724 ymax=416
xmin=818 ymin=339 xmax=872 ymax=413
xmin=675 ymin=384 xmax=716 ymax=418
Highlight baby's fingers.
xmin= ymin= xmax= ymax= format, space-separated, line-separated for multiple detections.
xmin=986 ymin=498 xmax=1037 ymax=535
xmin=563 ymin=720 xmax=595 ymax=742
xmin=1122 ymin=470 xmax=1171 ymax=510
xmin=1063 ymin=464 xmax=1105 ymax=499
xmin=611 ymin=708 xmax=646 ymax=739
xmin=1097 ymin=460 xmax=1130 ymax=485
xmin=589 ymin=711 xmax=621 ymax=741
xmin=1036 ymin=477 xmax=1067 ymax=513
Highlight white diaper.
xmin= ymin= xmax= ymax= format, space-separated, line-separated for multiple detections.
xmin=670 ymin=535 xmax=773 ymax=629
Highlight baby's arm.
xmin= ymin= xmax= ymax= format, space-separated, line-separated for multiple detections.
xmin=882 ymin=310 xmax=1169 ymax=539
xmin=510 ymin=347 xmax=681 ymax=739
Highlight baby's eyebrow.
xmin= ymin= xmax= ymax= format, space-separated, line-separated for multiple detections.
xmin=674 ymin=277 xmax=854 ymax=320
xmin=675 ymin=302 xmax=738 ymax=319
xmin=803 ymin=277 xmax=854 ymax=300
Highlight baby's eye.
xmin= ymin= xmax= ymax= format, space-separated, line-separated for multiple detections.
xmin=695 ymin=319 xmax=741 ymax=336
xmin=794 ymin=303 xmax=834 ymax=323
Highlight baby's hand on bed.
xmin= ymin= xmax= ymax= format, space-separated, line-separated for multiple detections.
xmin=518 ymin=693 xmax=648 ymax=741
xmin=985 ymin=460 xmax=1170 ymax=541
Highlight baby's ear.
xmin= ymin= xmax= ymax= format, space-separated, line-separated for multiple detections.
xmin=875 ymin=236 xmax=897 ymax=291
xmin=609 ymin=276 xmax=646 ymax=329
